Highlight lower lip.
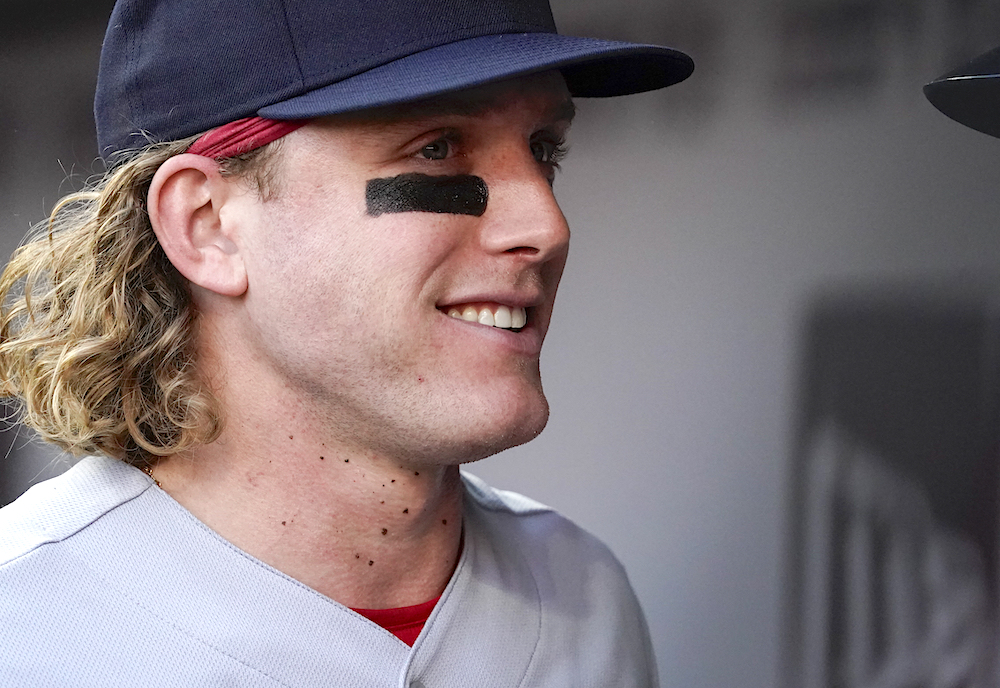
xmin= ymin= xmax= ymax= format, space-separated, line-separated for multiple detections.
xmin=438 ymin=312 xmax=544 ymax=356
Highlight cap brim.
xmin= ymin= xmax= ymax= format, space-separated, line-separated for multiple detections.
xmin=259 ymin=33 xmax=693 ymax=119
xmin=924 ymin=46 xmax=1000 ymax=138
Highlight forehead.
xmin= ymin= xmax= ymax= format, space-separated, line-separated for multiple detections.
xmin=321 ymin=71 xmax=576 ymax=129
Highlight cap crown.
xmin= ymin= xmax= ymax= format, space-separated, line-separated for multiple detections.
xmin=96 ymin=0 xmax=557 ymax=155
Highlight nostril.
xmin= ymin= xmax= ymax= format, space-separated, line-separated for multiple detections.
xmin=505 ymin=246 xmax=540 ymax=255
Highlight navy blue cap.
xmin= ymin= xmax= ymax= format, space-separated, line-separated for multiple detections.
xmin=95 ymin=0 xmax=694 ymax=157
xmin=925 ymin=46 xmax=1000 ymax=138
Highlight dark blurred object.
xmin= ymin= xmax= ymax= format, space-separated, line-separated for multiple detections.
xmin=925 ymin=45 xmax=1000 ymax=139
xmin=773 ymin=0 xmax=1000 ymax=105
xmin=1 ymin=0 xmax=115 ymax=38
xmin=783 ymin=289 xmax=1000 ymax=688
xmin=774 ymin=0 xmax=898 ymax=98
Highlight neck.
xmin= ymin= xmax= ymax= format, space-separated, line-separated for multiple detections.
xmin=150 ymin=417 xmax=464 ymax=609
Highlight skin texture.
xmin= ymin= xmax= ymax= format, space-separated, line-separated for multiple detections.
xmin=145 ymin=72 xmax=574 ymax=609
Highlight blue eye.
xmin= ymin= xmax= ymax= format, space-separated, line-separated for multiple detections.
xmin=531 ymin=140 xmax=552 ymax=163
xmin=419 ymin=140 xmax=450 ymax=160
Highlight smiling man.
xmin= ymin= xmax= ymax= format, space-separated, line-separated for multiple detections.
xmin=0 ymin=0 xmax=691 ymax=685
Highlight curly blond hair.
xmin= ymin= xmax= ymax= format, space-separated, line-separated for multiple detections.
xmin=0 ymin=137 xmax=279 ymax=469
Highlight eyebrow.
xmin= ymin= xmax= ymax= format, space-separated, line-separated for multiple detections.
xmin=547 ymin=98 xmax=578 ymax=125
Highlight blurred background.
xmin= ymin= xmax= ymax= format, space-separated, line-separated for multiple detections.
xmin=4 ymin=0 xmax=1000 ymax=686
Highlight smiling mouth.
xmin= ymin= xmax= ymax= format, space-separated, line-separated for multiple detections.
xmin=445 ymin=304 xmax=527 ymax=331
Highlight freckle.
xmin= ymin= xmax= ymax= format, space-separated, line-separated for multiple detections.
xmin=369 ymin=560 xmax=374 ymax=566
xmin=281 ymin=521 xmax=286 ymax=526
xmin=355 ymin=553 xmax=360 ymax=559
xmin=382 ymin=528 xmax=388 ymax=535
xmin=289 ymin=435 xmax=293 ymax=440
xmin=442 ymin=519 xmax=448 ymax=525
xmin=344 ymin=459 xmax=349 ymax=463
xmin=403 ymin=508 xmax=409 ymax=514
xmin=380 ymin=500 xmax=385 ymax=504
xmin=414 ymin=471 xmax=420 ymax=476
xmin=391 ymin=479 xmax=395 ymax=483
xmin=320 ymin=456 xmax=325 ymax=461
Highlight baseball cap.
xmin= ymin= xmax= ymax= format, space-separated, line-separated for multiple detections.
xmin=95 ymin=0 xmax=694 ymax=157
xmin=924 ymin=45 xmax=1000 ymax=138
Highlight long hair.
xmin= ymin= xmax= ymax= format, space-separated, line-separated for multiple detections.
xmin=0 ymin=137 xmax=278 ymax=469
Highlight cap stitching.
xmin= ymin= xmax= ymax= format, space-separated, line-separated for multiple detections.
xmin=275 ymin=0 xmax=306 ymax=87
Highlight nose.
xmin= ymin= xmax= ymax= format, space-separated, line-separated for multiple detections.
xmin=478 ymin=156 xmax=571 ymax=264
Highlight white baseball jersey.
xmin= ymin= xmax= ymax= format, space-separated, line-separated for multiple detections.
xmin=0 ymin=456 xmax=657 ymax=687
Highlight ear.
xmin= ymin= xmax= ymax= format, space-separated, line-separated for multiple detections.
xmin=147 ymin=153 xmax=248 ymax=297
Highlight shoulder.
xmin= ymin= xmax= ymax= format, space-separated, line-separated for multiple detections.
xmin=460 ymin=470 xmax=634 ymax=597
xmin=460 ymin=470 xmax=553 ymax=516
xmin=0 ymin=456 xmax=163 ymax=682
xmin=0 ymin=455 xmax=151 ymax=567
xmin=458 ymin=472 xmax=658 ymax=686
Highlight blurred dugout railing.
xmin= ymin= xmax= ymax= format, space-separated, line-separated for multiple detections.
xmin=802 ymin=421 xmax=995 ymax=688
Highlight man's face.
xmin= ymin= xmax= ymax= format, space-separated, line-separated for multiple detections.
xmin=229 ymin=72 xmax=573 ymax=466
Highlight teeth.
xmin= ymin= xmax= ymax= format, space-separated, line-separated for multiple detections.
xmin=494 ymin=305 xmax=512 ymax=329
xmin=447 ymin=305 xmax=527 ymax=330
xmin=511 ymin=307 xmax=526 ymax=329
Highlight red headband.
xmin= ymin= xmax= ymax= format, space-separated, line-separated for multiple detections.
xmin=187 ymin=117 xmax=308 ymax=158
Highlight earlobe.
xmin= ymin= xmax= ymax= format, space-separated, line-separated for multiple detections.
xmin=148 ymin=153 xmax=248 ymax=297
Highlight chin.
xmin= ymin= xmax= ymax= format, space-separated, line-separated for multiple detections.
xmin=361 ymin=374 xmax=552 ymax=466
xmin=400 ymin=389 xmax=550 ymax=466
xmin=454 ymin=395 xmax=550 ymax=464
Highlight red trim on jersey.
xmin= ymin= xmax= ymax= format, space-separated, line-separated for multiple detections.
xmin=187 ymin=116 xmax=307 ymax=159
xmin=352 ymin=596 xmax=441 ymax=646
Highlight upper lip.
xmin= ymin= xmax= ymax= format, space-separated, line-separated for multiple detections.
xmin=436 ymin=291 xmax=545 ymax=311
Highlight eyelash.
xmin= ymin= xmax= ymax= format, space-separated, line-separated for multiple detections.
xmin=415 ymin=132 xmax=569 ymax=169
xmin=531 ymin=134 xmax=568 ymax=169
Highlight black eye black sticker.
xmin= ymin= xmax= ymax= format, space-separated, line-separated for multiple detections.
xmin=366 ymin=173 xmax=488 ymax=217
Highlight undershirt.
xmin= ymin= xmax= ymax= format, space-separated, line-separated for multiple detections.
xmin=351 ymin=596 xmax=440 ymax=646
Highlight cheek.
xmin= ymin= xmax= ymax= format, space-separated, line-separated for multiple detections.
xmin=245 ymin=185 xmax=472 ymax=323
xmin=248 ymin=188 xmax=358 ymax=275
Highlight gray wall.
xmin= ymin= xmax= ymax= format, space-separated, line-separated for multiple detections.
xmin=4 ymin=1 xmax=1000 ymax=687
xmin=0 ymin=3 xmax=113 ymax=498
